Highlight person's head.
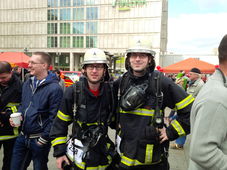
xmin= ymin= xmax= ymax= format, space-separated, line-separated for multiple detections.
xmin=218 ymin=34 xmax=227 ymax=65
xmin=28 ymin=52 xmax=52 ymax=79
xmin=53 ymin=69 xmax=61 ymax=78
xmin=82 ymin=48 xmax=108 ymax=84
xmin=0 ymin=61 xmax=13 ymax=86
xmin=189 ymin=68 xmax=201 ymax=81
xmin=125 ymin=38 xmax=156 ymax=76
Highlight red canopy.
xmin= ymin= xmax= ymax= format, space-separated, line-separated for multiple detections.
xmin=0 ymin=52 xmax=30 ymax=68
xmin=162 ymin=58 xmax=215 ymax=74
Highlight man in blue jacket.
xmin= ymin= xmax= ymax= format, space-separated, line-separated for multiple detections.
xmin=10 ymin=52 xmax=63 ymax=170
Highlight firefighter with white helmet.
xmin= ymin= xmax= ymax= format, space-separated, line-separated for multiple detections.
xmin=114 ymin=38 xmax=194 ymax=170
xmin=50 ymin=48 xmax=115 ymax=170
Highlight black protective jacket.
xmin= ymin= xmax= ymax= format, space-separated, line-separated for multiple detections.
xmin=0 ymin=73 xmax=22 ymax=140
xmin=113 ymin=70 xmax=193 ymax=168
xmin=50 ymin=78 xmax=115 ymax=170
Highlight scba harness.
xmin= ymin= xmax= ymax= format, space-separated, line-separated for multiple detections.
xmin=117 ymin=71 xmax=169 ymax=165
xmin=66 ymin=78 xmax=115 ymax=168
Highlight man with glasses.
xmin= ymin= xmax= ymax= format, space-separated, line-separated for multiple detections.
xmin=10 ymin=52 xmax=63 ymax=170
xmin=50 ymin=48 xmax=115 ymax=170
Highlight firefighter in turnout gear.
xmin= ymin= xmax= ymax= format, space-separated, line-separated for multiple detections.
xmin=0 ymin=61 xmax=22 ymax=170
xmin=113 ymin=38 xmax=194 ymax=170
xmin=50 ymin=48 xmax=115 ymax=170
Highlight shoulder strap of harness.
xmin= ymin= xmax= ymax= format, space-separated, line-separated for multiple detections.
xmin=151 ymin=71 xmax=164 ymax=128
xmin=72 ymin=80 xmax=84 ymax=121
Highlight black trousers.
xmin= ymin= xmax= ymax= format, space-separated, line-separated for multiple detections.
xmin=0 ymin=138 xmax=16 ymax=170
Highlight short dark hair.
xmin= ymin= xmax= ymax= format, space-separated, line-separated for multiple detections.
xmin=190 ymin=67 xmax=201 ymax=74
xmin=53 ymin=68 xmax=60 ymax=74
xmin=33 ymin=52 xmax=52 ymax=67
xmin=218 ymin=34 xmax=227 ymax=63
xmin=0 ymin=61 xmax=12 ymax=74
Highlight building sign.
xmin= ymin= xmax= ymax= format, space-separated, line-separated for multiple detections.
xmin=112 ymin=0 xmax=147 ymax=11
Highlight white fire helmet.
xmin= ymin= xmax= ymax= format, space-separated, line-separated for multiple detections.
xmin=82 ymin=48 xmax=108 ymax=68
xmin=126 ymin=38 xmax=156 ymax=57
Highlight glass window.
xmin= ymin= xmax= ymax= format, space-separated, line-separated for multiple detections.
xmin=47 ymin=37 xmax=57 ymax=48
xmin=73 ymin=0 xmax=84 ymax=6
xmin=86 ymin=0 xmax=99 ymax=5
xmin=60 ymin=23 xmax=71 ymax=34
xmin=86 ymin=22 xmax=97 ymax=34
xmin=60 ymin=0 xmax=71 ymax=7
xmin=73 ymin=8 xmax=84 ymax=20
xmin=48 ymin=0 xmax=58 ymax=7
xmin=86 ymin=7 xmax=98 ymax=20
xmin=60 ymin=9 xmax=71 ymax=20
xmin=48 ymin=9 xmax=58 ymax=21
xmin=73 ymin=22 xmax=84 ymax=34
xmin=73 ymin=36 xmax=84 ymax=48
xmin=86 ymin=36 xmax=97 ymax=48
xmin=47 ymin=23 xmax=57 ymax=34
xmin=60 ymin=37 xmax=71 ymax=48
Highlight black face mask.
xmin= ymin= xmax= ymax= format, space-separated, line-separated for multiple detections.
xmin=120 ymin=82 xmax=148 ymax=111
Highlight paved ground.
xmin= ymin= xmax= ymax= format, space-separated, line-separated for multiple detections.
xmin=0 ymin=108 xmax=190 ymax=170
xmin=0 ymin=131 xmax=190 ymax=170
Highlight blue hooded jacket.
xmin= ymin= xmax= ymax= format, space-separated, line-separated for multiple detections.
xmin=19 ymin=71 xmax=63 ymax=143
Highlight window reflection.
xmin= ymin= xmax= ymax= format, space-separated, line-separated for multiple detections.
xmin=73 ymin=8 xmax=84 ymax=20
xmin=48 ymin=0 xmax=58 ymax=7
xmin=60 ymin=23 xmax=71 ymax=34
xmin=73 ymin=36 xmax=84 ymax=48
xmin=73 ymin=0 xmax=84 ymax=6
xmin=86 ymin=22 xmax=97 ymax=34
xmin=60 ymin=37 xmax=70 ymax=48
xmin=86 ymin=7 xmax=98 ymax=20
xmin=86 ymin=36 xmax=97 ymax=48
xmin=48 ymin=9 xmax=58 ymax=21
xmin=73 ymin=22 xmax=84 ymax=34
xmin=60 ymin=0 xmax=71 ymax=7
xmin=60 ymin=9 xmax=71 ymax=20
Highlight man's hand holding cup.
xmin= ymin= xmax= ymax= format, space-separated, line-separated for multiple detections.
xmin=10 ymin=112 xmax=22 ymax=127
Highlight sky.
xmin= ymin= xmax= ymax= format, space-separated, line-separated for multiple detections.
xmin=168 ymin=0 xmax=227 ymax=54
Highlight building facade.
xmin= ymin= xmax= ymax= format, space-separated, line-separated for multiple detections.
xmin=0 ymin=0 xmax=168 ymax=71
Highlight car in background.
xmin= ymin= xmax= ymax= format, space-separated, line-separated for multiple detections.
xmin=61 ymin=71 xmax=82 ymax=83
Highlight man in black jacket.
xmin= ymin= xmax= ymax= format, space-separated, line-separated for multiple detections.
xmin=0 ymin=61 xmax=22 ymax=170
xmin=50 ymin=48 xmax=115 ymax=170
xmin=114 ymin=38 xmax=194 ymax=170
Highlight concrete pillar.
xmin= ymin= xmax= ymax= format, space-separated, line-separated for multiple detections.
xmin=70 ymin=52 xmax=74 ymax=71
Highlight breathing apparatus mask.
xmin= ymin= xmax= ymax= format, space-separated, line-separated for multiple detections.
xmin=120 ymin=82 xmax=148 ymax=111
xmin=77 ymin=125 xmax=106 ymax=151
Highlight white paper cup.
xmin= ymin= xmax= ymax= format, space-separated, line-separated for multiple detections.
xmin=10 ymin=112 xmax=22 ymax=126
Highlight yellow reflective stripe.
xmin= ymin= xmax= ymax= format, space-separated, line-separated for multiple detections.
xmin=120 ymin=108 xmax=159 ymax=117
xmin=57 ymin=110 xmax=72 ymax=121
xmin=0 ymin=135 xmax=17 ymax=140
xmin=11 ymin=106 xmax=17 ymax=113
xmin=51 ymin=137 xmax=67 ymax=146
xmin=171 ymin=120 xmax=186 ymax=136
xmin=77 ymin=121 xmax=104 ymax=127
xmin=6 ymin=102 xmax=20 ymax=107
xmin=176 ymin=95 xmax=194 ymax=110
xmin=67 ymin=155 xmax=108 ymax=170
xmin=13 ymin=127 xmax=19 ymax=136
xmin=121 ymin=155 xmax=143 ymax=166
xmin=145 ymin=144 xmax=153 ymax=163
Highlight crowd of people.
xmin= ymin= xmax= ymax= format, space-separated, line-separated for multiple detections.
xmin=0 ymin=34 xmax=227 ymax=170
